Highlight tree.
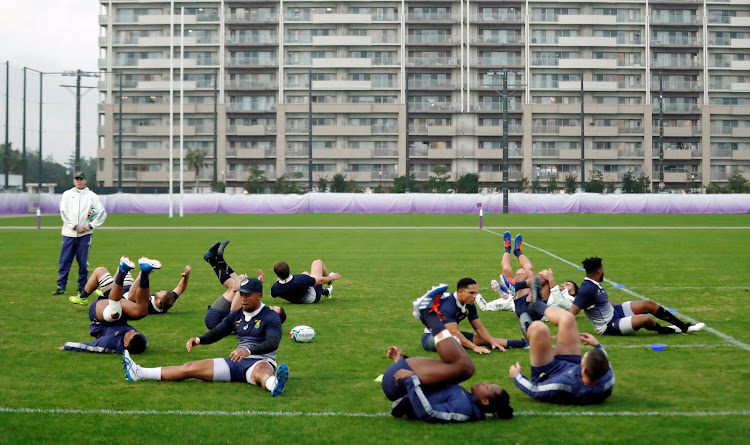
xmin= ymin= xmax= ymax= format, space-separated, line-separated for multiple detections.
xmin=564 ymin=173 xmax=578 ymax=194
xmin=274 ymin=172 xmax=304 ymax=194
xmin=546 ymin=175 xmax=558 ymax=194
xmin=244 ymin=166 xmax=267 ymax=194
xmin=185 ymin=149 xmax=207 ymax=193
xmin=330 ymin=172 xmax=348 ymax=193
xmin=584 ymin=169 xmax=605 ymax=193
xmin=316 ymin=175 xmax=329 ymax=192
xmin=392 ymin=174 xmax=419 ymax=193
xmin=637 ymin=172 xmax=650 ymax=193
xmin=516 ymin=176 xmax=530 ymax=193
xmin=455 ymin=173 xmax=479 ymax=193
xmin=621 ymin=170 xmax=638 ymax=193
xmin=531 ymin=175 xmax=542 ymax=194
xmin=422 ymin=165 xmax=451 ymax=193
xmin=605 ymin=182 xmax=616 ymax=194
xmin=346 ymin=179 xmax=363 ymax=193
xmin=728 ymin=172 xmax=749 ymax=193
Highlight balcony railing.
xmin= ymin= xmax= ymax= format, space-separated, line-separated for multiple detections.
xmin=651 ymin=59 xmax=702 ymax=69
xmin=650 ymin=15 xmax=701 ymax=25
xmin=473 ymin=13 xmax=523 ymax=23
xmin=407 ymin=57 xmax=460 ymax=66
xmin=406 ymin=35 xmax=459 ymax=45
xmin=406 ymin=12 xmax=458 ymax=21
xmin=651 ymin=37 xmax=701 ymax=46
xmin=408 ymin=102 xmax=458 ymax=112
xmin=472 ymin=35 xmax=524 ymax=45
xmin=473 ymin=56 xmax=524 ymax=67
xmin=227 ymin=57 xmax=277 ymax=67
xmin=226 ymin=12 xmax=278 ymax=23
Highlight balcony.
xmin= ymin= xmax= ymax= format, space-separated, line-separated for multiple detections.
xmin=651 ymin=59 xmax=702 ymax=69
xmin=473 ymin=57 xmax=524 ymax=67
xmin=471 ymin=102 xmax=523 ymax=112
xmin=226 ymin=35 xmax=278 ymax=45
xmin=226 ymin=57 xmax=277 ymax=67
xmin=226 ymin=103 xmax=277 ymax=112
xmin=408 ymin=79 xmax=457 ymax=89
xmin=408 ymin=102 xmax=458 ymax=112
xmin=406 ymin=35 xmax=459 ymax=45
xmin=226 ymin=12 xmax=278 ymax=23
xmin=406 ymin=12 xmax=458 ymax=22
xmin=407 ymin=57 xmax=460 ymax=67
xmin=651 ymin=37 xmax=702 ymax=47
xmin=225 ymin=80 xmax=277 ymax=90
xmin=650 ymin=15 xmax=701 ymax=25
xmin=652 ymin=103 xmax=701 ymax=113
xmin=652 ymin=80 xmax=702 ymax=91
xmin=472 ymin=13 xmax=523 ymax=23
xmin=471 ymin=35 xmax=524 ymax=45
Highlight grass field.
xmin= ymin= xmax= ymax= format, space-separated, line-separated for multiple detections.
xmin=1 ymin=213 xmax=749 ymax=444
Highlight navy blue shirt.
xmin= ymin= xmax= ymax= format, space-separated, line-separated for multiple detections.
xmin=573 ymin=278 xmax=614 ymax=334
xmin=63 ymin=324 xmax=139 ymax=354
xmin=392 ymin=375 xmax=485 ymax=423
xmin=198 ymin=304 xmax=283 ymax=364
xmin=423 ymin=292 xmax=479 ymax=334
xmin=271 ymin=275 xmax=316 ymax=304
xmin=513 ymin=345 xmax=615 ymax=405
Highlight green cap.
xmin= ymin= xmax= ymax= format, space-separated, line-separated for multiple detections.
xmin=74 ymin=171 xmax=86 ymax=179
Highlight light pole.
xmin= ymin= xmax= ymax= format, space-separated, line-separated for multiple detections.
xmin=485 ymin=70 xmax=524 ymax=213
xmin=580 ymin=70 xmax=585 ymax=192
xmin=61 ymin=70 xmax=98 ymax=171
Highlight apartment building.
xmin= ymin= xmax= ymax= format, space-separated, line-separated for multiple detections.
xmin=97 ymin=0 xmax=750 ymax=193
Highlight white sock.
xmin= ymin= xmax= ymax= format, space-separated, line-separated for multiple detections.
xmin=139 ymin=366 xmax=162 ymax=381
xmin=264 ymin=376 xmax=277 ymax=392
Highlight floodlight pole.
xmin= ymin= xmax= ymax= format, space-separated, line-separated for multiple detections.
xmin=308 ymin=68 xmax=313 ymax=191
xmin=213 ymin=68 xmax=218 ymax=191
xmin=22 ymin=67 xmax=27 ymax=191
xmin=502 ymin=70 xmax=509 ymax=214
xmin=580 ymin=70 xmax=585 ymax=192
xmin=404 ymin=69 xmax=410 ymax=193
xmin=61 ymin=70 xmax=97 ymax=172
xmin=38 ymin=72 xmax=43 ymax=190
xmin=4 ymin=61 xmax=8 ymax=190
xmin=118 ymin=71 xmax=123 ymax=191
xmin=659 ymin=71 xmax=664 ymax=192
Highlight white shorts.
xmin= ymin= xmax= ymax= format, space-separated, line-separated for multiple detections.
xmin=99 ymin=272 xmax=134 ymax=294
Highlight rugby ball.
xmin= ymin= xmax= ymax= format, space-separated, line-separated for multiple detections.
xmin=290 ymin=325 xmax=316 ymax=343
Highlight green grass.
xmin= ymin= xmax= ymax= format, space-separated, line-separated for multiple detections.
xmin=0 ymin=214 xmax=748 ymax=444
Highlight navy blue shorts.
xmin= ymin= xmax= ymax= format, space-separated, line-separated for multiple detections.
xmin=222 ymin=357 xmax=264 ymax=383
xmin=514 ymin=297 xmax=545 ymax=321
xmin=382 ymin=358 xmax=413 ymax=401
xmin=205 ymin=307 xmax=228 ymax=330
xmin=531 ymin=354 xmax=581 ymax=380
xmin=603 ymin=304 xmax=627 ymax=336
xmin=421 ymin=331 xmax=473 ymax=351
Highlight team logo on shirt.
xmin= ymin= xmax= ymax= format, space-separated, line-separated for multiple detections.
xmin=254 ymin=320 xmax=261 ymax=329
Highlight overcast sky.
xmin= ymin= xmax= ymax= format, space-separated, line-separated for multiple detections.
xmin=0 ymin=0 xmax=100 ymax=167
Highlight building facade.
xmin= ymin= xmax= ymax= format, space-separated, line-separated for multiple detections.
xmin=97 ymin=0 xmax=750 ymax=193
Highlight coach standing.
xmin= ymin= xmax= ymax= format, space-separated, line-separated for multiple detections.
xmin=52 ymin=171 xmax=107 ymax=296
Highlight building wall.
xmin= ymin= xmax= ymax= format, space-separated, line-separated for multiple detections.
xmin=97 ymin=0 xmax=750 ymax=192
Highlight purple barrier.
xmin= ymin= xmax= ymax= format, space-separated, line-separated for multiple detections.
xmin=0 ymin=194 xmax=29 ymax=213
xmin=2 ymin=192 xmax=749 ymax=214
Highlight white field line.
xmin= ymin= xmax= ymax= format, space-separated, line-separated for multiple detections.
xmin=2 ymin=225 xmax=750 ymax=230
xmin=0 ymin=407 xmax=747 ymax=418
xmin=483 ymin=229 xmax=750 ymax=352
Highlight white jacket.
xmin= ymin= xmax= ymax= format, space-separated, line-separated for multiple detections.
xmin=60 ymin=186 xmax=107 ymax=237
